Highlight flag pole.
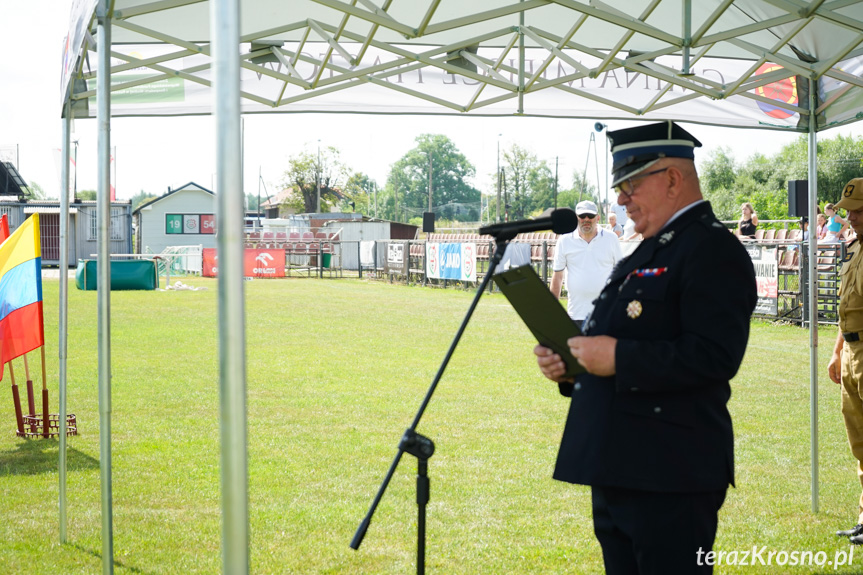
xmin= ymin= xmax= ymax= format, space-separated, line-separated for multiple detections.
xmin=9 ymin=362 xmax=24 ymax=435
xmin=40 ymin=346 xmax=48 ymax=438
xmin=23 ymin=354 xmax=36 ymax=433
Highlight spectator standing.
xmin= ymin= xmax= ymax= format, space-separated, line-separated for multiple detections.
xmin=825 ymin=203 xmax=849 ymax=243
xmin=550 ymin=200 xmax=622 ymax=325
xmin=608 ymin=212 xmax=623 ymax=237
xmin=738 ymin=202 xmax=758 ymax=238
xmin=621 ymin=215 xmax=641 ymax=241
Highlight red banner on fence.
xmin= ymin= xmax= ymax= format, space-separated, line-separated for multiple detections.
xmin=202 ymin=248 xmax=217 ymax=277
xmin=202 ymin=248 xmax=285 ymax=278
xmin=245 ymin=248 xmax=285 ymax=277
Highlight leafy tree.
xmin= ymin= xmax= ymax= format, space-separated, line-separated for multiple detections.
xmin=556 ymin=171 xmax=600 ymax=213
xmin=77 ymin=189 xmax=97 ymax=201
xmin=130 ymin=189 xmax=159 ymax=210
xmin=386 ymin=134 xmax=480 ymax=222
xmin=278 ymin=146 xmax=350 ymax=214
xmin=245 ymin=193 xmax=260 ymax=212
xmin=700 ymin=148 xmax=737 ymax=192
xmin=25 ymin=180 xmax=46 ymax=200
xmin=500 ymin=144 xmax=550 ymax=219
xmin=342 ymin=172 xmax=376 ymax=214
xmin=698 ymin=133 xmax=863 ymax=223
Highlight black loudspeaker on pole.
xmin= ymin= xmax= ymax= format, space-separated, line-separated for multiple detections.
xmin=788 ymin=180 xmax=809 ymax=218
xmin=422 ymin=212 xmax=435 ymax=233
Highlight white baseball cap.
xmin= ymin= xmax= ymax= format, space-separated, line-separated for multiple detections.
xmin=575 ymin=200 xmax=598 ymax=216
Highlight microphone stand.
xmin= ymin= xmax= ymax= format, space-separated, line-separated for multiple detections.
xmin=350 ymin=236 xmax=514 ymax=574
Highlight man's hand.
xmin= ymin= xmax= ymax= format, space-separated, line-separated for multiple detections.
xmin=568 ymin=335 xmax=618 ymax=377
xmin=534 ymin=345 xmax=573 ymax=383
xmin=829 ymin=351 xmax=842 ymax=384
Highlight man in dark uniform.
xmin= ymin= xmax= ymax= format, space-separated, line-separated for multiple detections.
xmin=535 ymin=121 xmax=757 ymax=574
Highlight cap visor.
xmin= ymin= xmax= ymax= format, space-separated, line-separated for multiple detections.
xmin=836 ymin=197 xmax=863 ymax=211
xmin=610 ymin=158 xmax=660 ymax=188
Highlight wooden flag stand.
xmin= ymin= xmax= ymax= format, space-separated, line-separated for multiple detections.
xmin=11 ymin=349 xmax=77 ymax=438
xmin=8 ymin=361 xmax=25 ymax=435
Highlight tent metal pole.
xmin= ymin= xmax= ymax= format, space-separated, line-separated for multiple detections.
xmin=59 ymin=102 xmax=71 ymax=544
xmin=808 ymin=76 xmax=819 ymax=514
xmin=96 ymin=1 xmax=115 ymax=572
xmin=518 ymin=2 xmax=524 ymax=114
xmin=211 ymin=0 xmax=250 ymax=573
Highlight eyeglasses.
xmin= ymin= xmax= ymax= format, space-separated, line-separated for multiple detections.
xmin=577 ymin=213 xmax=596 ymax=219
xmin=614 ymin=167 xmax=669 ymax=198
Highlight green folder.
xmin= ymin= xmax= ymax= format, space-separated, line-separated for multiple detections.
xmin=493 ymin=265 xmax=586 ymax=378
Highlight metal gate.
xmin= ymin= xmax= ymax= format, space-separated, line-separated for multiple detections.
xmin=40 ymin=213 xmax=60 ymax=262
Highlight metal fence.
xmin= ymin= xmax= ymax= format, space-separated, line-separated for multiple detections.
xmin=232 ymin=235 xmax=844 ymax=327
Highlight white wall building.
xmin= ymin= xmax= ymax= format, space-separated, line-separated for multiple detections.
xmin=134 ymin=182 xmax=216 ymax=255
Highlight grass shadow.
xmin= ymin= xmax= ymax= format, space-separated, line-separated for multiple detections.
xmin=69 ymin=542 xmax=150 ymax=574
xmin=0 ymin=438 xmax=99 ymax=476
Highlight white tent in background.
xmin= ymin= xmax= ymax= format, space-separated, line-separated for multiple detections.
xmin=58 ymin=1 xmax=863 ymax=572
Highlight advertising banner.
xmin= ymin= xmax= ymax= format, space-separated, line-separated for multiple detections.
xmin=202 ymin=247 xmax=217 ymax=277
xmin=202 ymin=248 xmax=285 ymax=278
xmin=386 ymin=242 xmax=407 ymax=275
xmin=426 ymin=243 xmax=477 ymax=281
xmin=68 ymin=42 xmax=823 ymax=130
xmin=244 ymin=249 xmax=285 ymax=278
xmin=746 ymin=244 xmax=779 ymax=315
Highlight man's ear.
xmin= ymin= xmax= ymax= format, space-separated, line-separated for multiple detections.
xmin=664 ymin=165 xmax=683 ymax=199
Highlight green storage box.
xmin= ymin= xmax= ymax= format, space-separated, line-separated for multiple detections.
xmin=75 ymin=259 xmax=159 ymax=291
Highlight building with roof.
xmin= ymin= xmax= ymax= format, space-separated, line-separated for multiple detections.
xmin=0 ymin=199 xmax=133 ymax=266
xmin=133 ymin=182 xmax=216 ymax=255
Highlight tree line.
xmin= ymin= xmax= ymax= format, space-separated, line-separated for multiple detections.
xmin=700 ymin=133 xmax=863 ymax=224
xmin=30 ymin=131 xmax=863 ymax=228
xmin=269 ymin=133 xmax=600 ymax=228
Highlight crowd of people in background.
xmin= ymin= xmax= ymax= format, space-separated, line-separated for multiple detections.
xmin=586 ymin=197 xmax=859 ymax=246
xmin=731 ymin=200 xmax=857 ymax=244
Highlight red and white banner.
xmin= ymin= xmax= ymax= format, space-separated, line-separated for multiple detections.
xmin=202 ymin=248 xmax=285 ymax=278
xmin=244 ymin=249 xmax=285 ymax=277
xmin=202 ymin=247 xmax=217 ymax=277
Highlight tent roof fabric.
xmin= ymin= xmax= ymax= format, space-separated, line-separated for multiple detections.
xmin=62 ymin=1 xmax=863 ymax=132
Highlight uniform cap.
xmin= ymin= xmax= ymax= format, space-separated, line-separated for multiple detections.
xmin=835 ymin=178 xmax=863 ymax=212
xmin=608 ymin=121 xmax=702 ymax=187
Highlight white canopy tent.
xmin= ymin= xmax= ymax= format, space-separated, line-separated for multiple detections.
xmin=58 ymin=1 xmax=863 ymax=573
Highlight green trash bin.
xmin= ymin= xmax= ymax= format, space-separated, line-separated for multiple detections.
xmin=322 ymin=253 xmax=332 ymax=268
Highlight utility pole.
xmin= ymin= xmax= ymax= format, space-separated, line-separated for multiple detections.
xmin=428 ymin=155 xmax=433 ymax=213
xmin=554 ymin=156 xmax=559 ymax=209
xmin=316 ymin=139 xmax=321 ymax=213
xmin=72 ymin=140 xmax=79 ymax=202
xmin=496 ymin=134 xmax=502 ymax=222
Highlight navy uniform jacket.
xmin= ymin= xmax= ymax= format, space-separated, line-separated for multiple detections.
xmin=553 ymin=201 xmax=757 ymax=493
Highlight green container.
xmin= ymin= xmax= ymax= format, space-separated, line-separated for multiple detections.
xmin=75 ymin=259 xmax=159 ymax=291
xmin=322 ymin=253 xmax=332 ymax=268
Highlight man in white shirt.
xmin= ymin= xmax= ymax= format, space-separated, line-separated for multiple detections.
xmin=551 ymin=200 xmax=623 ymax=323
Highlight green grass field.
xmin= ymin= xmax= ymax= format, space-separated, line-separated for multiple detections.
xmin=0 ymin=276 xmax=860 ymax=574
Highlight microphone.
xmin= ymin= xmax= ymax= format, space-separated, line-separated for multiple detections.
xmin=479 ymin=208 xmax=578 ymax=240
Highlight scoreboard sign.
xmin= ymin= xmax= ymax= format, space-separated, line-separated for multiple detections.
xmin=166 ymin=214 xmax=216 ymax=235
